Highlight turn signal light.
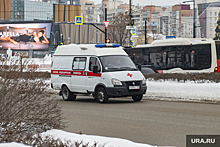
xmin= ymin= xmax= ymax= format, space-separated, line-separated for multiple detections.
xmin=215 ymin=67 xmax=218 ymax=72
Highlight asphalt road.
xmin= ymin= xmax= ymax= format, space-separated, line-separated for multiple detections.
xmin=52 ymin=94 xmax=220 ymax=147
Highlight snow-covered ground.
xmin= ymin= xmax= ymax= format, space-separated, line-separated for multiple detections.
xmin=144 ymin=80 xmax=220 ymax=103
xmin=0 ymin=129 xmax=155 ymax=147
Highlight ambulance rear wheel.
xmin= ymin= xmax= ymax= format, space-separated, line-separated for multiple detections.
xmin=97 ymin=87 xmax=108 ymax=103
xmin=62 ymin=86 xmax=76 ymax=101
xmin=132 ymin=94 xmax=143 ymax=101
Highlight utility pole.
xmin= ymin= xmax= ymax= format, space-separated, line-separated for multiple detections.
xmin=145 ymin=20 xmax=147 ymax=44
xmin=105 ymin=8 xmax=107 ymax=43
xmin=129 ymin=0 xmax=132 ymax=46
xmin=193 ymin=0 xmax=196 ymax=38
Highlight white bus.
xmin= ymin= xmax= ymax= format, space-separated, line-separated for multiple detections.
xmin=124 ymin=38 xmax=218 ymax=73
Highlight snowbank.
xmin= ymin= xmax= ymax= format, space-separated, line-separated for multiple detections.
xmin=144 ymin=80 xmax=220 ymax=103
xmin=0 ymin=130 xmax=155 ymax=147
xmin=41 ymin=129 xmax=154 ymax=147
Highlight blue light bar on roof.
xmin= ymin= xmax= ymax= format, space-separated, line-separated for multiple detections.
xmin=95 ymin=44 xmax=120 ymax=48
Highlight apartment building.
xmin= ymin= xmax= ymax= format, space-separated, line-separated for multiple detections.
xmin=80 ymin=0 xmax=97 ymax=23
xmin=102 ymin=0 xmax=123 ymax=10
xmin=198 ymin=2 xmax=220 ymax=38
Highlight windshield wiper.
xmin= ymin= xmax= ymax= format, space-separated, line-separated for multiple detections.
xmin=119 ymin=67 xmax=137 ymax=70
xmin=120 ymin=67 xmax=137 ymax=69
xmin=106 ymin=67 xmax=120 ymax=70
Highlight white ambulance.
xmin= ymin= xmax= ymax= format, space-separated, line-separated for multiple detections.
xmin=51 ymin=44 xmax=147 ymax=103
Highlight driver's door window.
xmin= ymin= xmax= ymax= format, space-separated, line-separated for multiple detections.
xmin=89 ymin=57 xmax=101 ymax=72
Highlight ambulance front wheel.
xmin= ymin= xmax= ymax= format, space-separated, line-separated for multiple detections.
xmin=132 ymin=94 xmax=143 ymax=101
xmin=97 ymin=87 xmax=108 ymax=103
xmin=62 ymin=86 xmax=76 ymax=101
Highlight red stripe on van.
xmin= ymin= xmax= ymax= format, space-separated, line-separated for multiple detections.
xmin=51 ymin=70 xmax=102 ymax=77
xmin=87 ymin=71 xmax=102 ymax=77
xmin=51 ymin=70 xmax=72 ymax=75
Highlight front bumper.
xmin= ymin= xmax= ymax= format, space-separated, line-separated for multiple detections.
xmin=106 ymin=81 xmax=147 ymax=98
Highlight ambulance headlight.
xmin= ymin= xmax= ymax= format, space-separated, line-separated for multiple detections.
xmin=112 ymin=78 xmax=122 ymax=86
xmin=142 ymin=77 xmax=146 ymax=85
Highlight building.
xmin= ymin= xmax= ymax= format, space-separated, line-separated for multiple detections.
xmin=10 ymin=0 xmax=53 ymax=21
xmin=143 ymin=5 xmax=163 ymax=31
xmin=159 ymin=7 xmax=172 ymax=36
xmin=53 ymin=4 xmax=81 ymax=23
xmin=80 ymin=0 xmax=97 ymax=23
xmin=96 ymin=3 xmax=105 ymax=22
xmin=181 ymin=16 xmax=193 ymax=38
xmin=198 ymin=2 xmax=220 ymax=38
xmin=102 ymin=0 xmax=123 ymax=10
xmin=0 ymin=0 xmax=11 ymax=20
xmin=117 ymin=4 xmax=129 ymax=14
xmin=43 ymin=0 xmax=80 ymax=5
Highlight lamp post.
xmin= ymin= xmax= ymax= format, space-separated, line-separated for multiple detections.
xmin=183 ymin=0 xmax=196 ymax=38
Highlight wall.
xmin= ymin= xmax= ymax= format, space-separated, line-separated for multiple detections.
xmin=0 ymin=0 xmax=11 ymax=20
xmin=58 ymin=23 xmax=105 ymax=44
xmin=53 ymin=4 xmax=81 ymax=22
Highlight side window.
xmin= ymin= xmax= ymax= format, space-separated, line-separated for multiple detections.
xmin=89 ymin=57 xmax=101 ymax=72
xmin=72 ymin=57 xmax=86 ymax=70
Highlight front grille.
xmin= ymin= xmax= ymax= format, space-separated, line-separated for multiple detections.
xmin=125 ymin=81 xmax=141 ymax=86
xmin=124 ymin=81 xmax=141 ymax=92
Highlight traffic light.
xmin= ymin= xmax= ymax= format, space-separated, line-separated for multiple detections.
xmin=106 ymin=39 xmax=110 ymax=43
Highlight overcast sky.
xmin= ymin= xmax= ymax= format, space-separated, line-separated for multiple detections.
xmin=94 ymin=0 xmax=186 ymax=6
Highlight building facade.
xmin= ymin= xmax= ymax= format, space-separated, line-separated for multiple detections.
xmin=80 ymin=0 xmax=97 ymax=23
xmin=43 ymin=0 xmax=80 ymax=5
xmin=10 ymin=0 xmax=53 ymax=21
xmin=198 ymin=2 xmax=220 ymax=38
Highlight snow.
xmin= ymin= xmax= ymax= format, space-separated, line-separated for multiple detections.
xmin=41 ymin=129 xmax=154 ymax=147
xmin=0 ymin=130 xmax=155 ymax=147
xmin=0 ymin=143 xmax=31 ymax=147
xmin=144 ymin=80 xmax=220 ymax=103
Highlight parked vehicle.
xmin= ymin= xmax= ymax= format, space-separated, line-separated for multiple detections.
xmin=51 ymin=44 xmax=147 ymax=103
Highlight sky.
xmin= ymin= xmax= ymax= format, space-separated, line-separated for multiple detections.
xmin=93 ymin=0 xmax=187 ymax=6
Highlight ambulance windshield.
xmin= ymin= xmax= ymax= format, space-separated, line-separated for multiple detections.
xmin=100 ymin=55 xmax=137 ymax=71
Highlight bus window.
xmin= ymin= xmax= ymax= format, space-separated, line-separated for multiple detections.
xmin=216 ymin=44 xmax=220 ymax=60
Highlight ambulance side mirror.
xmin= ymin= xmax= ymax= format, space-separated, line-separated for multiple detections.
xmin=93 ymin=65 xmax=98 ymax=74
xmin=138 ymin=64 xmax=142 ymax=71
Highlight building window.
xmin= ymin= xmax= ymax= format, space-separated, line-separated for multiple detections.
xmin=210 ymin=23 xmax=212 ymax=27
xmin=210 ymin=34 xmax=212 ymax=38
xmin=210 ymin=12 xmax=212 ymax=16
xmin=215 ymin=12 xmax=218 ymax=16
xmin=210 ymin=17 xmax=212 ymax=22
xmin=215 ymin=17 xmax=218 ymax=22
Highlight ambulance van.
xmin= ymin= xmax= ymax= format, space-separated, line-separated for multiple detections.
xmin=51 ymin=44 xmax=147 ymax=103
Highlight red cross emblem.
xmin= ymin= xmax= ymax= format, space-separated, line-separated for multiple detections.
xmin=127 ymin=73 xmax=133 ymax=77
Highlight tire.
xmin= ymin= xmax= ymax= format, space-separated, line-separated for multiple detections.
xmin=132 ymin=94 xmax=143 ymax=101
xmin=62 ymin=86 xmax=76 ymax=101
xmin=97 ymin=87 xmax=108 ymax=103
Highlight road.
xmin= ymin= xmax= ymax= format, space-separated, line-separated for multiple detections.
xmin=52 ymin=94 xmax=220 ymax=147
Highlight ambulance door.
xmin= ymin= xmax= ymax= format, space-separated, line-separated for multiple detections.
xmin=86 ymin=57 xmax=102 ymax=92
xmin=70 ymin=57 xmax=87 ymax=93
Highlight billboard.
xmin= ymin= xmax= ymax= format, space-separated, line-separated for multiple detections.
xmin=0 ymin=21 xmax=52 ymax=50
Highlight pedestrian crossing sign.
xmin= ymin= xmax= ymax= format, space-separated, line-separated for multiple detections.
xmin=131 ymin=29 xmax=136 ymax=35
xmin=75 ymin=16 xmax=83 ymax=25
xmin=131 ymin=41 xmax=134 ymax=47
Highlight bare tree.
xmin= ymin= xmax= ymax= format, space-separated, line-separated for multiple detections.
xmin=108 ymin=14 xmax=130 ymax=46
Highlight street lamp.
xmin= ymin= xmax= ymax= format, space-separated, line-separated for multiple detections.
xmin=183 ymin=0 xmax=195 ymax=38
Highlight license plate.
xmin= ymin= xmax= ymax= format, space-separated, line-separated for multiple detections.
xmin=129 ymin=86 xmax=140 ymax=90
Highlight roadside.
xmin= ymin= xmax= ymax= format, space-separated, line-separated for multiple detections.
xmin=144 ymin=80 xmax=220 ymax=104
